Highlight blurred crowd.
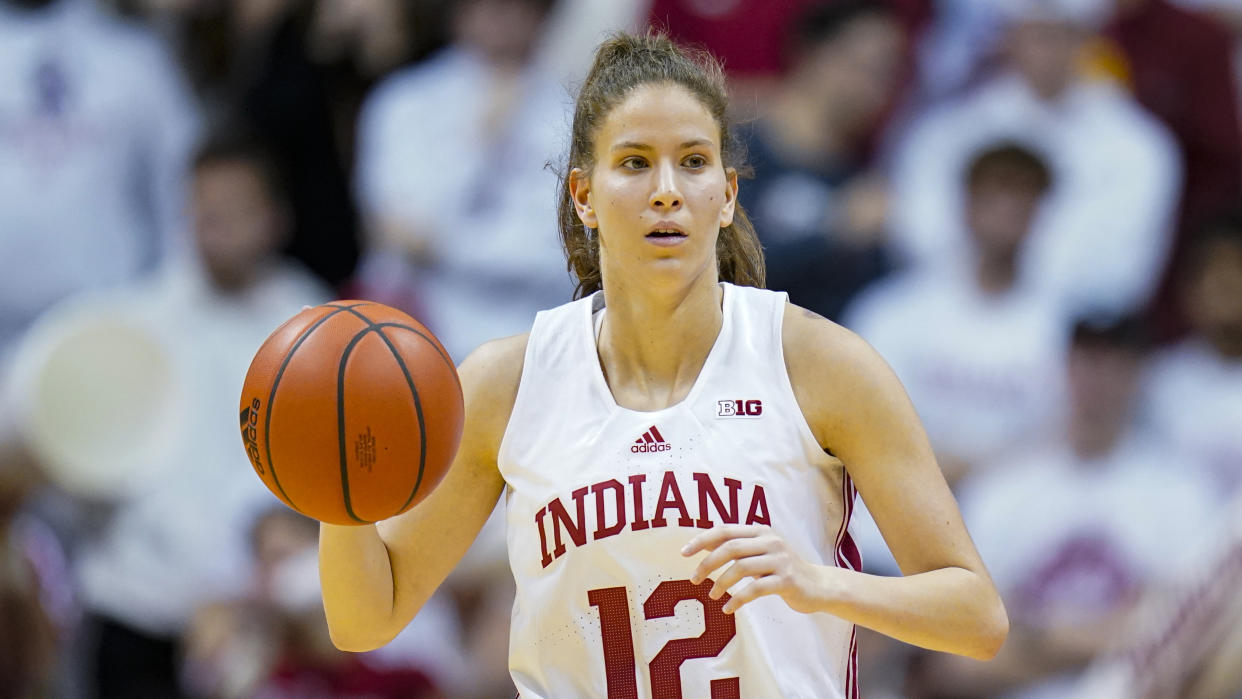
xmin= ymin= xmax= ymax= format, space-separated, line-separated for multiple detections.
xmin=0 ymin=0 xmax=1240 ymax=697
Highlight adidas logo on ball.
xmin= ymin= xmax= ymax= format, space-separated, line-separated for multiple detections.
xmin=631 ymin=425 xmax=671 ymax=453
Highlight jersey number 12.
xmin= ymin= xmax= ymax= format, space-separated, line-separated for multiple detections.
xmin=588 ymin=578 xmax=739 ymax=699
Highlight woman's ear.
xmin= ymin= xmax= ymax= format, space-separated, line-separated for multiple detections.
xmin=569 ymin=168 xmax=598 ymax=229
xmin=719 ymin=167 xmax=738 ymax=228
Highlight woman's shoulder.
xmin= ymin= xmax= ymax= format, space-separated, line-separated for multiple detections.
xmin=460 ymin=333 xmax=530 ymax=396
xmin=781 ymin=301 xmax=877 ymax=373
xmin=780 ymin=301 xmax=905 ymax=442
xmin=455 ymin=333 xmax=531 ymax=456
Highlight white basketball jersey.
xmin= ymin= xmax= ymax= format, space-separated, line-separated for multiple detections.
xmin=499 ymin=283 xmax=860 ymax=699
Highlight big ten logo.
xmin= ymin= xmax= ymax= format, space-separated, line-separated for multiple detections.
xmin=717 ymin=399 xmax=762 ymax=417
xmin=240 ymin=398 xmax=263 ymax=473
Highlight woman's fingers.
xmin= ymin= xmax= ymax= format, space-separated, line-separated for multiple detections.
xmin=690 ymin=537 xmax=770 ymax=585
xmin=708 ymin=555 xmax=776 ymax=599
xmin=682 ymin=526 xmax=803 ymax=614
xmin=681 ymin=524 xmax=767 ymax=556
xmin=722 ymin=577 xmax=781 ymax=614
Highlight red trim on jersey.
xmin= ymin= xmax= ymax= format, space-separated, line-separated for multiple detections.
xmin=848 ymin=626 xmax=860 ymax=699
xmin=834 ymin=472 xmax=861 ymax=697
xmin=833 ymin=473 xmax=860 ymax=571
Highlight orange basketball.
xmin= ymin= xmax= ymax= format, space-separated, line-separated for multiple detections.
xmin=239 ymin=301 xmax=464 ymax=525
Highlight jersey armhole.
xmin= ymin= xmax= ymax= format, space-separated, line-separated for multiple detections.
xmin=495 ymin=319 xmax=544 ymax=477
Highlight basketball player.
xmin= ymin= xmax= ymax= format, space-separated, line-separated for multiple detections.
xmin=320 ymin=33 xmax=1007 ymax=697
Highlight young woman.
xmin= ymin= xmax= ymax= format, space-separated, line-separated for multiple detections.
xmin=320 ymin=33 xmax=1007 ymax=698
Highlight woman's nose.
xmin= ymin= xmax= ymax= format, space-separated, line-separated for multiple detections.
xmin=650 ymin=162 xmax=682 ymax=210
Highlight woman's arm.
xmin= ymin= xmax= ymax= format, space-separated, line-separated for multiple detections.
xmin=319 ymin=334 xmax=526 ymax=651
xmin=684 ymin=304 xmax=1007 ymax=660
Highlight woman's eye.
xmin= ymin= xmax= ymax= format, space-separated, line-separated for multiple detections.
xmin=683 ymin=155 xmax=707 ymax=168
xmin=621 ymin=156 xmax=648 ymax=170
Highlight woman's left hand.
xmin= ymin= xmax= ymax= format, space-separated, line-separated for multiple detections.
xmin=682 ymin=524 xmax=831 ymax=615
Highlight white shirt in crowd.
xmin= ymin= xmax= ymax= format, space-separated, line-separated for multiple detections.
xmin=1075 ymin=490 xmax=1242 ymax=699
xmin=1142 ymin=339 xmax=1242 ymax=500
xmin=354 ymin=47 xmax=574 ymax=362
xmin=888 ymin=72 xmax=1182 ymax=317
xmin=0 ymin=0 xmax=200 ymax=355
xmin=955 ymin=431 xmax=1221 ymax=699
xmin=846 ymin=266 xmax=1069 ymax=469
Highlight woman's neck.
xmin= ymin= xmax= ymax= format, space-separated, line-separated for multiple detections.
xmin=596 ymin=273 xmax=724 ymax=411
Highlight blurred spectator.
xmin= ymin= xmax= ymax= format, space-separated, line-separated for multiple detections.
xmin=847 ymin=142 xmax=1068 ymax=491
xmin=1166 ymin=0 xmax=1242 ymax=35
xmin=66 ymin=133 xmax=328 ymax=699
xmin=308 ymin=0 xmax=442 ymax=76
xmin=0 ymin=528 xmax=57 ymax=699
xmin=532 ymin=0 xmax=645 ymax=85
xmin=307 ymin=0 xmax=447 ymax=169
xmin=888 ymin=0 xmax=1183 ymax=318
xmin=647 ymin=0 xmax=930 ymax=117
xmin=1142 ymin=212 xmax=1242 ymax=498
xmin=908 ymin=0 xmax=1010 ymax=103
xmin=180 ymin=507 xmax=440 ymax=699
xmin=645 ymin=0 xmax=816 ymax=90
xmin=114 ymin=0 xmax=364 ymax=290
xmin=1076 ymin=489 xmax=1242 ymax=699
xmin=910 ymin=314 xmax=1220 ymax=699
xmin=353 ymin=0 xmax=573 ymax=361
xmin=738 ymin=0 xmax=904 ymax=321
xmin=846 ymin=142 xmax=1069 ymax=595
xmin=0 ymin=0 xmax=200 ymax=361
xmin=1104 ymin=0 xmax=1242 ymax=242
xmin=180 ymin=501 xmax=508 ymax=698
xmin=1102 ymin=0 xmax=1242 ymax=338
xmin=224 ymin=0 xmax=362 ymax=289
xmin=0 ymin=442 xmax=61 ymax=699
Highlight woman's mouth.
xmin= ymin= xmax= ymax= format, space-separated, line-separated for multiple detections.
xmin=646 ymin=229 xmax=688 ymax=246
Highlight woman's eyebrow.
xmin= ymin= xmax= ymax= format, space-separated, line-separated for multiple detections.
xmin=610 ymin=138 xmax=715 ymax=153
xmin=611 ymin=141 xmax=651 ymax=153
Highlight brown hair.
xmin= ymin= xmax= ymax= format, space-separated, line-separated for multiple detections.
xmin=192 ymin=128 xmax=287 ymax=204
xmin=558 ymin=32 xmax=765 ymax=299
xmin=966 ymin=141 xmax=1053 ymax=195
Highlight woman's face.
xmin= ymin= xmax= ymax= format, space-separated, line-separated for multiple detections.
xmin=571 ymin=83 xmax=737 ymax=288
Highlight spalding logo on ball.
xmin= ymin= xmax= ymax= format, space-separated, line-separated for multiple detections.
xmin=240 ymin=301 xmax=464 ymax=525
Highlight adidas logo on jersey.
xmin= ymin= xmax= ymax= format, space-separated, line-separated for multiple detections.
xmin=631 ymin=425 xmax=671 ymax=453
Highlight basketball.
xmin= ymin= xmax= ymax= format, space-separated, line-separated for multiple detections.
xmin=239 ymin=301 xmax=464 ymax=525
